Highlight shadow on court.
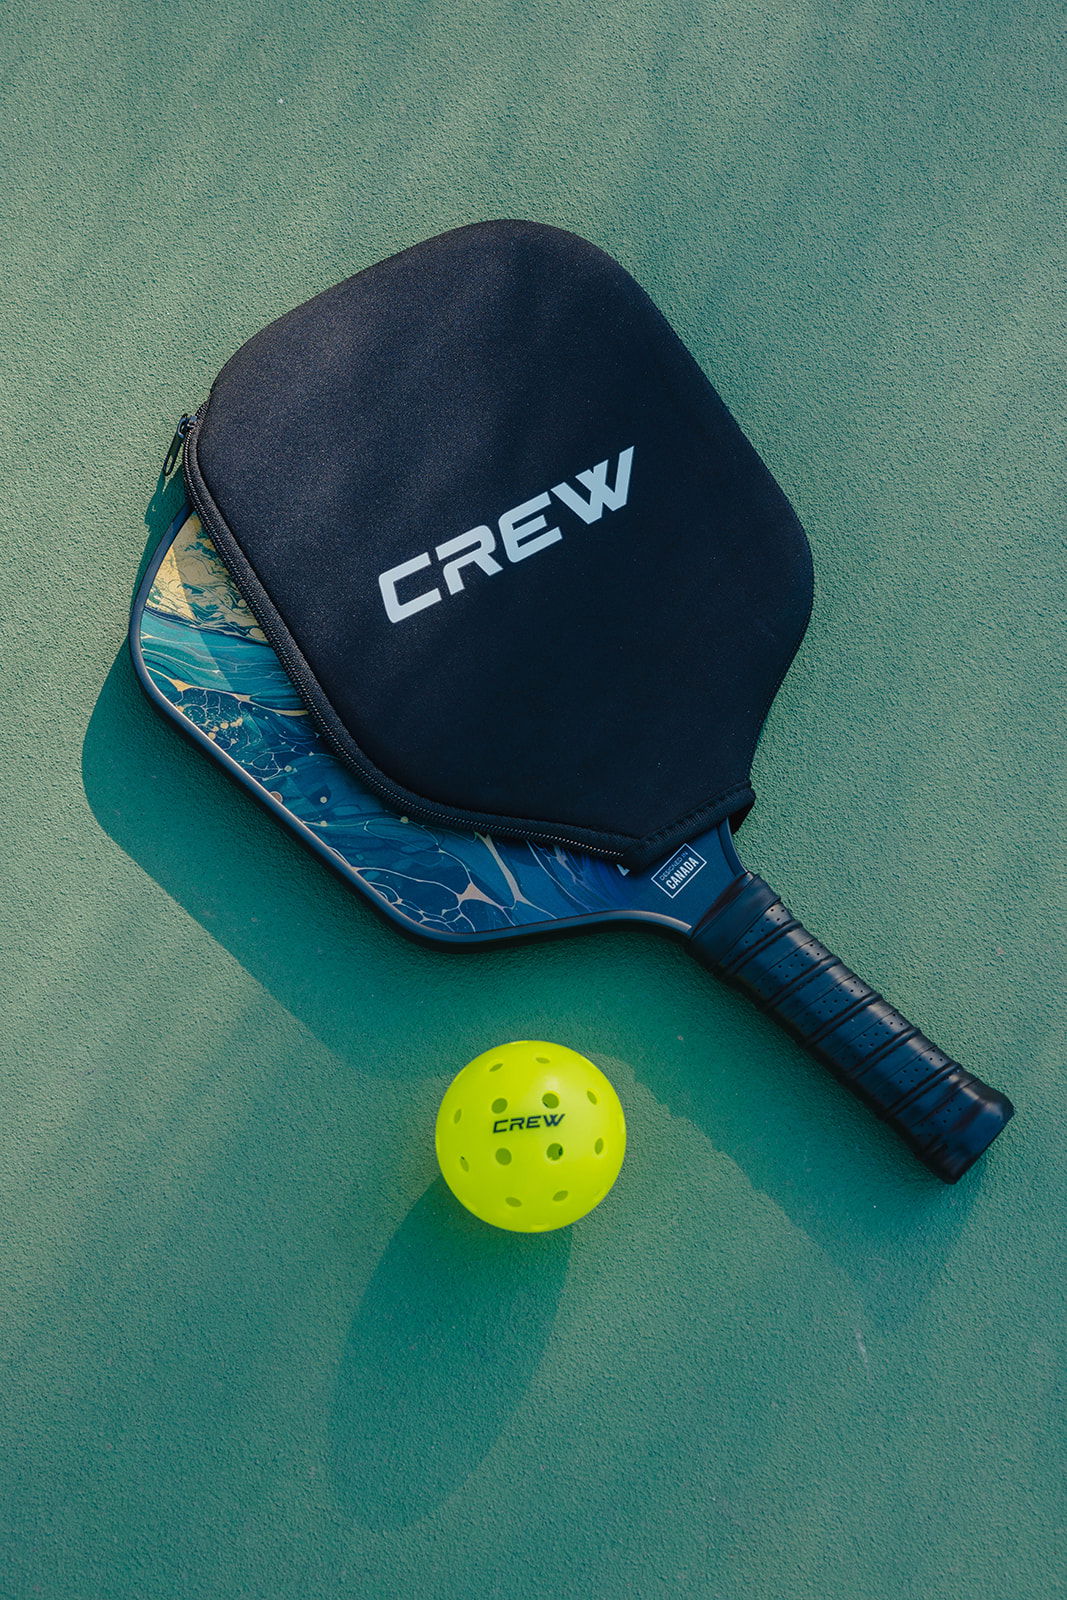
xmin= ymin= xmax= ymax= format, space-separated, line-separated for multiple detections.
xmin=329 ymin=1178 xmax=570 ymax=1529
xmin=79 ymin=481 xmax=977 ymax=1527
xmin=84 ymin=632 xmax=975 ymax=1282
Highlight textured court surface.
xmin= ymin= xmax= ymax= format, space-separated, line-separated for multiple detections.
xmin=1 ymin=4 xmax=1064 ymax=1597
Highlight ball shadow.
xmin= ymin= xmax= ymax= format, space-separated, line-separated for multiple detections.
xmin=329 ymin=1178 xmax=571 ymax=1529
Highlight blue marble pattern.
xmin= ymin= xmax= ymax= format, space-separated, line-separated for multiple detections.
xmin=138 ymin=516 xmax=636 ymax=937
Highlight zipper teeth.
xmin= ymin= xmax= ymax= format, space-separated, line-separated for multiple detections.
xmin=178 ymin=411 xmax=625 ymax=858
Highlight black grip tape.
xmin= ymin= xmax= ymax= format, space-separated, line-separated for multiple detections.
xmin=691 ymin=875 xmax=1014 ymax=1182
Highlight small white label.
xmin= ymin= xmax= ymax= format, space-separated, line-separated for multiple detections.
xmin=651 ymin=845 xmax=707 ymax=899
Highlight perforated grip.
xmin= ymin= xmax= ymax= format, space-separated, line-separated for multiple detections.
xmin=690 ymin=875 xmax=1014 ymax=1181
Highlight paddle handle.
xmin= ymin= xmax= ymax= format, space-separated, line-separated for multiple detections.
xmin=690 ymin=875 xmax=1014 ymax=1181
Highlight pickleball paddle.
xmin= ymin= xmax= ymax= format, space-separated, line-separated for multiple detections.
xmin=134 ymin=220 xmax=1014 ymax=1181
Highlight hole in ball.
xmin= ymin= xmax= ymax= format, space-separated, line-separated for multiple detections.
xmin=492 ymin=1098 xmax=507 ymax=1113
xmin=587 ymin=1090 xmax=598 ymax=1104
xmin=553 ymin=1190 xmax=569 ymax=1203
xmin=594 ymin=1138 xmax=604 ymax=1155
xmin=495 ymin=1148 xmax=512 ymax=1166
xmin=459 ymin=1156 xmax=469 ymax=1172
xmin=546 ymin=1143 xmax=563 ymax=1162
xmin=505 ymin=1196 xmax=522 ymax=1207
xmin=542 ymin=1092 xmax=559 ymax=1108
xmin=453 ymin=1108 xmax=462 ymax=1123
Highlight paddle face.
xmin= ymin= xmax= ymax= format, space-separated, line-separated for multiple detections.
xmin=131 ymin=512 xmax=743 ymax=944
xmin=185 ymin=221 xmax=812 ymax=869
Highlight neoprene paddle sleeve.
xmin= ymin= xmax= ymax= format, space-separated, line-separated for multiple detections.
xmin=690 ymin=874 xmax=1014 ymax=1182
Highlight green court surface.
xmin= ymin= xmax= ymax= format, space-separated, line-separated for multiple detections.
xmin=1 ymin=4 xmax=1064 ymax=1597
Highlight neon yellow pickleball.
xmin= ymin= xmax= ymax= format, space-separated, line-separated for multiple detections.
xmin=435 ymin=1041 xmax=626 ymax=1232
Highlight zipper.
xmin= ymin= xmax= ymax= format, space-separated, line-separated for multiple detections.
xmin=172 ymin=405 xmax=629 ymax=860
xmin=162 ymin=412 xmax=197 ymax=478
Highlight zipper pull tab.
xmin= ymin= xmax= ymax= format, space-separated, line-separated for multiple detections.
xmin=162 ymin=413 xmax=194 ymax=478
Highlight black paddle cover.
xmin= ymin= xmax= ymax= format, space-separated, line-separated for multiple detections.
xmin=184 ymin=220 xmax=812 ymax=869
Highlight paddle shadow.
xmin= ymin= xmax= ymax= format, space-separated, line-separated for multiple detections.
xmin=85 ymin=484 xmax=981 ymax=1345
xmin=141 ymin=465 xmax=188 ymax=572
xmin=85 ymin=644 xmax=976 ymax=1327
xmin=329 ymin=1178 xmax=570 ymax=1529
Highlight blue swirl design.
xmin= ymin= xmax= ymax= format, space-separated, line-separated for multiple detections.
xmin=139 ymin=524 xmax=630 ymax=937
